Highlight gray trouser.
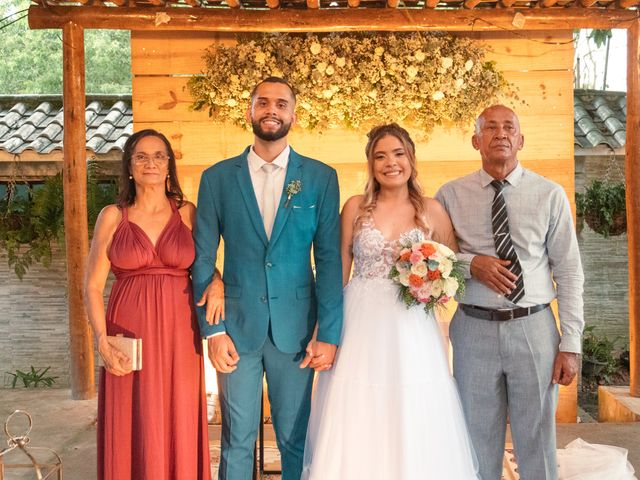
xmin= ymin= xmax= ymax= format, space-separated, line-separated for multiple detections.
xmin=450 ymin=306 xmax=560 ymax=480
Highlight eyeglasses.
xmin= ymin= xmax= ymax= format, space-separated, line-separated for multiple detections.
xmin=132 ymin=152 xmax=170 ymax=166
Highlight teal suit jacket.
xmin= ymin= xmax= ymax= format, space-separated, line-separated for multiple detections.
xmin=192 ymin=147 xmax=343 ymax=353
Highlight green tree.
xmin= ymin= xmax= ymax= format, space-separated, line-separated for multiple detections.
xmin=0 ymin=0 xmax=131 ymax=94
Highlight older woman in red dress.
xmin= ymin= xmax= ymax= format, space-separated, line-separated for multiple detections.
xmin=84 ymin=129 xmax=215 ymax=480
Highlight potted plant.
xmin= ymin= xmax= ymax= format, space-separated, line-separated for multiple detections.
xmin=581 ymin=325 xmax=619 ymax=384
xmin=575 ymin=180 xmax=626 ymax=238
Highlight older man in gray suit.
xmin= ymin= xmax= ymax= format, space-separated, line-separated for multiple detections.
xmin=435 ymin=105 xmax=584 ymax=480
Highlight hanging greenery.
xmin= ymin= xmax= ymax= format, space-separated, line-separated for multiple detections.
xmin=576 ymin=179 xmax=626 ymax=238
xmin=188 ymin=32 xmax=510 ymax=136
xmin=0 ymin=160 xmax=117 ymax=279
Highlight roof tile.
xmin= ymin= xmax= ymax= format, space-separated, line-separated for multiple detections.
xmin=0 ymin=95 xmax=132 ymax=155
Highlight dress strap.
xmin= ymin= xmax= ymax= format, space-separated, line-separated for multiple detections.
xmin=120 ymin=205 xmax=129 ymax=221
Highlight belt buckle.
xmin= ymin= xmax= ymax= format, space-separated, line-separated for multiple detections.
xmin=496 ymin=308 xmax=515 ymax=320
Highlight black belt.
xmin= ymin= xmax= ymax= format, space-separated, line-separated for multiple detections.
xmin=460 ymin=303 xmax=549 ymax=321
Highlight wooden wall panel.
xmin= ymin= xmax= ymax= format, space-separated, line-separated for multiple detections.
xmin=131 ymin=31 xmax=573 ymax=75
xmin=132 ymin=71 xmax=573 ymax=124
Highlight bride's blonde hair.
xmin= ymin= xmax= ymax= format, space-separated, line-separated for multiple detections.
xmin=354 ymin=123 xmax=430 ymax=236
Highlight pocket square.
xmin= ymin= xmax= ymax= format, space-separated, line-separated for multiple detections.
xmin=293 ymin=204 xmax=316 ymax=209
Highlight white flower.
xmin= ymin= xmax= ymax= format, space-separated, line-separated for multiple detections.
xmin=441 ymin=57 xmax=453 ymax=69
xmin=326 ymin=65 xmax=335 ymax=76
xmin=336 ymin=57 xmax=346 ymax=67
xmin=301 ymin=101 xmax=312 ymax=110
xmin=367 ymin=90 xmax=378 ymax=99
xmin=432 ymin=91 xmax=445 ymax=101
xmin=316 ymin=62 xmax=327 ymax=73
xmin=241 ymin=90 xmax=250 ymax=99
xmin=226 ymin=98 xmax=237 ymax=107
xmin=465 ymin=59 xmax=474 ymax=71
xmin=454 ymin=78 xmax=465 ymax=89
xmin=398 ymin=270 xmax=411 ymax=287
xmin=406 ymin=66 xmax=418 ymax=78
xmin=443 ymin=277 xmax=459 ymax=297
xmin=411 ymin=262 xmax=429 ymax=277
xmin=436 ymin=243 xmax=455 ymax=258
xmin=322 ymin=89 xmax=334 ymax=99
xmin=375 ymin=46 xmax=385 ymax=56
xmin=310 ymin=43 xmax=322 ymax=55
xmin=430 ymin=279 xmax=444 ymax=298
xmin=438 ymin=257 xmax=453 ymax=277
xmin=415 ymin=50 xmax=426 ymax=62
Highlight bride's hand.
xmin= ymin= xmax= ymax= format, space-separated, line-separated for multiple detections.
xmin=303 ymin=341 xmax=337 ymax=372
xmin=299 ymin=340 xmax=315 ymax=369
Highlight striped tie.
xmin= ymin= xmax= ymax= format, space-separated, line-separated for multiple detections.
xmin=491 ymin=180 xmax=525 ymax=304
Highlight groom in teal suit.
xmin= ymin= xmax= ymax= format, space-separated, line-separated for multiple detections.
xmin=192 ymin=77 xmax=343 ymax=480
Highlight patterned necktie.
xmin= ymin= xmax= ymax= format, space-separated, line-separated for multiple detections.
xmin=261 ymin=163 xmax=278 ymax=239
xmin=490 ymin=180 xmax=525 ymax=303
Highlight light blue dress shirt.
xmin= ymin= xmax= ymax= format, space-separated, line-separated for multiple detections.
xmin=435 ymin=164 xmax=584 ymax=353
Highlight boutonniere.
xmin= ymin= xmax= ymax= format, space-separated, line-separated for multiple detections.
xmin=284 ymin=180 xmax=302 ymax=208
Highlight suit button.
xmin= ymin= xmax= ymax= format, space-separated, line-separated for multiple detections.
xmin=261 ymin=296 xmax=267 ymax=303
xmin=265 ymin=262 xmax=273 ymax=268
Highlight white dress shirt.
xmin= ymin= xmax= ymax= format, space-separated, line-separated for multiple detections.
xmin=247 ymin=145 xmax=290 ymax=222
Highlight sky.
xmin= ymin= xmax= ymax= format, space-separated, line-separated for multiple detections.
xmin=575 ymin=29 xmax=627 ymax=92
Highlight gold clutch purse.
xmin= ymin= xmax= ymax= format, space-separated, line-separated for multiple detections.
xmin=107 ymin=334 xmax=142 ymax=371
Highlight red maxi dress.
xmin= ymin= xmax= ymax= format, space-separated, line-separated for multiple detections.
xmin=98 ymin=200 xmax=211 ymax=480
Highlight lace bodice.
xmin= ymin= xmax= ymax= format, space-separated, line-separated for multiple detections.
xmin=352 ymin=219 xmax=426 ymax=280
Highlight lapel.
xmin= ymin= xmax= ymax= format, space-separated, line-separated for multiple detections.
xmin=235 ymin=147 xmax=269 ymax=247
xmin=268 ymin=149 xmax=303 ymax=248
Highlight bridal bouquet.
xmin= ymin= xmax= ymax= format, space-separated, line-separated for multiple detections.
xmin=389 ymin=237 xmax=465 ymax=313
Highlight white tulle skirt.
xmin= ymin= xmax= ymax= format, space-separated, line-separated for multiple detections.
xmin=302 ymin=277 xmax=480 ymax=480
xmin=558 ymin=439 xmax=637 ymax=480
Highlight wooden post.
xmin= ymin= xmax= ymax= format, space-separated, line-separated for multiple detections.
xmin=627 ymin=19 xmax=640 ymax=397
xmin=63 ymin=21 xmax=95 ymax=400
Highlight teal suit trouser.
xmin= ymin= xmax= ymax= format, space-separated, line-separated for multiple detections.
xmin=216 ymin=332 xmax=314 ymax=480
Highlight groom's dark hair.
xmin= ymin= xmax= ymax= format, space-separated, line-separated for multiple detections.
xmin=250 ymin=76 xmax=297 ymax=105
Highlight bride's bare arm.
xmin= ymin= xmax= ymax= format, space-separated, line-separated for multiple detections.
xmin=426 ymin=197 xmax=459 ymax=252
xmin=340 ymin=195 xmax=362 ymax=287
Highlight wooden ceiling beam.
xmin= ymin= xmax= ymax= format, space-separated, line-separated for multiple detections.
xmin=28 ymin=5 xmax=640 ymax=31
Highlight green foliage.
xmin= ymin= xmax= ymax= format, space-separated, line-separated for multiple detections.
xmin=575 ymin=180 xmax=626 ymax=237
xmin=587 ymin=29 xmax=613 ymax=49
xmin=7 ymin=366 xmax=58 ymax=388
xmin=0 ymin=0 xmax=131 ymax=93
xmin=0 ymin=161 xmax=117 ymax=279
xmin=581 ymin=325 xmax=619 ymax=385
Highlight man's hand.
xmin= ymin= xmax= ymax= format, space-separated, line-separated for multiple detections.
xmin=470 ymin=255 xmax=517 ymax=295
xmin=552 ymin=351 xmax=580 ymax=386
xmin=299 ymin=340 xmax=337 ymax=372
xmin=207 ymin=334 xmax=239 ymax=373
xmin=197 ymin=275 xmax=225 ymax=325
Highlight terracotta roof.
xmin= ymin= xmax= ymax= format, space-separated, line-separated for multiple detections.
xmin=0 ymin=95 xmax=132 ymax=155
xmin=574 ymin=89 xmax=627 ymax=151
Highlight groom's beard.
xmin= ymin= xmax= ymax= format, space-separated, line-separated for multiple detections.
xmin=252 ymin=118 xmax=292 ymax=142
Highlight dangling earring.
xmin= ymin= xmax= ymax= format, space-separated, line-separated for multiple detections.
xmin=129 ymin=174 xmax=133 ymax=180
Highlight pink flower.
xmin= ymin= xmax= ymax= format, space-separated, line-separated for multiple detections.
xmin=410 ymin=251 xmax=424 ymax=264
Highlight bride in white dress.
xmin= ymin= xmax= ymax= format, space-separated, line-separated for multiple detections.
xmin=302 ymin=123 xmax=480 ymax=479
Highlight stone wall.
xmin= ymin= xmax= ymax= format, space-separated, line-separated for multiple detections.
xmin=575 ymin=154 xmax=629 ymax=346
xmin=0 ymin=244 xmax=105 ymax=389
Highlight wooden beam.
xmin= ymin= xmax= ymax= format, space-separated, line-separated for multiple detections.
xmin=620 ymin=0 xmax=638 ymax=8
xmin=464 ymin=0 xmax=482 ymax=8
xmin=28 ymin=6 xmax=640 ymax=31
xmin=627 ymin=19 xmax=640 ymax=398
xmin=62 ymin=21 xmax=95 ymax=400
